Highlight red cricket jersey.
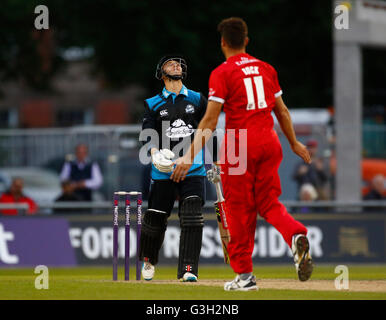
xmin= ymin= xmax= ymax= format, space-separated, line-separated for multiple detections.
xmin=209 ymin=53 xmax=282 ymax=136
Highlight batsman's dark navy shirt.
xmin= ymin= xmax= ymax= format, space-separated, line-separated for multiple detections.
xmin=141 ymin=85 xmax=207 ymax=180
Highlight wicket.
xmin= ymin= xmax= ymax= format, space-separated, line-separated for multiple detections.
xmin=112 ymin=191 xmax=142 ymax=281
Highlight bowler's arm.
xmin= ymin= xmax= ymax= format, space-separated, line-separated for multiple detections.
xmin=273 ymin=96 xmax=311 ymax=164
xmin=170 ymin=101 xmax=222 ymax=182
xmin=186 ymin=100 xmax=222 ymax=163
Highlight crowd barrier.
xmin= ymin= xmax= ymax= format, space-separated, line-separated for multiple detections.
xmin=1 ymin=207 xmax=385 ymax=267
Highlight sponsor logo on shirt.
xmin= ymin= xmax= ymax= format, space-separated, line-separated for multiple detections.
xmin=160 ymin=109 xmax=168 ymax=117
xmin=185 ymin=104 xmax=195 ymax=114
xmin=235 ymin=57 xmax=259 ymax=66
xmin=209 ymin=88 xmax=215 ymax=97
xmin=165 ymin=119 xmax=194 ymax=138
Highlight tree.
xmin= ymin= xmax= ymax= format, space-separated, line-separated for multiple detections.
xmin=0 ymin=0 xmax=333 ymax=108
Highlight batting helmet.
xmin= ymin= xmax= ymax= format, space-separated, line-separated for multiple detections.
xmin=155 ymin=54 xmax=187 ymax=81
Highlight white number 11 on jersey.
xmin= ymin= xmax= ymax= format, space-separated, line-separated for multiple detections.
xmin=243 ymin=76 xmax=267 ymax=110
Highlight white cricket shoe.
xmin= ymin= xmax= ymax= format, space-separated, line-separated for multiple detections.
xmin=181 ymin=272 xmax=197 ymax=282
xmin=141 ymin=261 xmax=155 ymax=281
xmin=224 ymin=275 xmax=258 ymax=291
xmin=292 ymin=234 xmax=314 ymax=282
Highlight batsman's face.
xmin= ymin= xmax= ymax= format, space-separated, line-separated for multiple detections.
xmin=163 ymin=60 xmax=182 ymax=76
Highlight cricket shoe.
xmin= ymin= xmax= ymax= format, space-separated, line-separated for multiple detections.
xmin=181 ymin=272 xmax=197 ymax=282
xmin=292 ymin=234 xmax=314 ymax=282
xmin=224 ymin=275 xmax=258 ymax=291
xmin=141 ymin=260 xmax=155 ymax=281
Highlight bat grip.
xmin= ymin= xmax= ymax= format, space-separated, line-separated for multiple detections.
xmin=215 ymin=181 xmax=225 ymax=202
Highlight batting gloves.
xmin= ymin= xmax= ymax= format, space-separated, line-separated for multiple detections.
xmin=152 ymin=149 xmax=175 ymax=173
xmin=206 ymin=164 xmax=222 ymax=184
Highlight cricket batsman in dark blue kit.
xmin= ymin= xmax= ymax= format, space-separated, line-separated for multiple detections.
xmin=139 ymin=55 xmax=209 ymax=282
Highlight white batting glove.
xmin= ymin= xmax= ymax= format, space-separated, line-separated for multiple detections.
xmin=207 ymin=164 xmax=221 ymax=184
xmin=159 ymin=149 xmax=175 ymax=160
xmin=152 ymin=149 xmax=175 ymax=173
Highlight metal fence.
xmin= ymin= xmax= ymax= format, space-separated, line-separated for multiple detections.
xmin=1 ymin=201 xmax=385 ymax=216
xmin=0 ymin=125 xmax=142 ymax=199
xmin=0 ymin=123 xmax=384 ymax=202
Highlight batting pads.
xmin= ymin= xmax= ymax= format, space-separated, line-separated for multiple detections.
xmin=177 ymin=196 xmax=204 ymax=279
xmin=139 ymin=209 xmax=168 ymax=265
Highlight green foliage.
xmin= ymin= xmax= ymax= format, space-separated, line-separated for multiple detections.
xmin=0 ymin=0 xmax=62 ymax=91
xmin=0 ymin=0 xmax=333 ymax=106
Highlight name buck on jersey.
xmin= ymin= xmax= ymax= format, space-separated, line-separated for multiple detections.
xmin=242 ymin=66 xmax=259 ymax=76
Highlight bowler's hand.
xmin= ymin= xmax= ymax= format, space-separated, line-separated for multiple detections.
xmin=291 ymin=141 xmax=311 ymax=164
xmin=170 ymin=156 xmax=192 ymax=182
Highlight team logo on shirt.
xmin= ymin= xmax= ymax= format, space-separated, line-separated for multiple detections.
xmin=165 ymin=119 xmax=194 ymax=138
xmin=235 ymin=57 xmax=259 ymax=66
xmin=185 ymin=104 xmax=195 ymax=114
xmin=160 ymin=109 xmax=168 ymax=117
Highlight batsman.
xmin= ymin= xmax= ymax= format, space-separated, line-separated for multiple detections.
xmin=139 ymin=55 xmax=208 ymax=282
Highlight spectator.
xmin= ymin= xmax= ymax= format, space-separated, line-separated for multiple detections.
xmin=293 ymin=183 xmax=318 ymax=213
xmin=292 ymin=139 xmax=328 ymax=200
xmin=60 ymin=143 xmax=103 ymax=201
xmin=0 ymin=177 xmax=37 ymax=215
xmin=53 ymin=180 xmax=82 ymax=214
xmin=364 ymin=174 xmax=385 ymax=200
xmin=300 ymin=183 xmax=318 ymax=202
xmin=363 ymin=174 xmax=385 ymax=213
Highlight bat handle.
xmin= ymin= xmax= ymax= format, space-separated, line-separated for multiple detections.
xmin=215 ymin=181 xmax=225 ymax=202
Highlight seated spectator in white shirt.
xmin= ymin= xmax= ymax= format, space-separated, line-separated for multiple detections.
xmin=60 ymin=143 xmax=103 ymax=201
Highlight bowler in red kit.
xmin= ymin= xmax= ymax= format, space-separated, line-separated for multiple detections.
xmin=172 ymin=17 xmax=314 ymax=291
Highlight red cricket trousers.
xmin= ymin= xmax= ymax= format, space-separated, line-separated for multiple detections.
xmin=221 ymin=130 xmax=307 ymax=274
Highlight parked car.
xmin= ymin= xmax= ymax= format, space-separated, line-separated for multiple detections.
xmin=0 ymin=167 xmax=62 ymax=207
xmin=0 ymin=166 xmax=105 ymax=205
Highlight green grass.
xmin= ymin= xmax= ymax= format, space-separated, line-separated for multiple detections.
xmin=1 ymin=265 xmax=385 ymax=300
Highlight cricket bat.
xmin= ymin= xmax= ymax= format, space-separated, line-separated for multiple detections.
xmin=214 ymin=179 xmax=231 ymax=264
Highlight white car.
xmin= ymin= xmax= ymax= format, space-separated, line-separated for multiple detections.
xmin=0 ymin=167 xmax=62 ymax=209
